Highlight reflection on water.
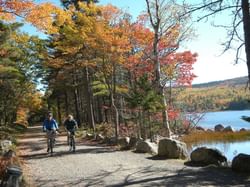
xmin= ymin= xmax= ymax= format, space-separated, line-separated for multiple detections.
xmin=188 ymin=141 xmax=250 ymax=161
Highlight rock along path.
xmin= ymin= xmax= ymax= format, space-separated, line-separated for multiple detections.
xmin=17 ymin=126 xmax=250 ymax=187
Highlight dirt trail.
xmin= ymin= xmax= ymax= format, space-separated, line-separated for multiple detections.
xmin=17 ymin=126 xmax=250 ymax=187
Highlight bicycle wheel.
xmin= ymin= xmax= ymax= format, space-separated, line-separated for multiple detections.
xmin=49 ymin=137 xmax=53 ymax=155
xmin=72 ymin=135 xmax=75 ymax=152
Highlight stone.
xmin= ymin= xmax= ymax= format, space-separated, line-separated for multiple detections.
xmin=239 ymin=128 xmax=247 ymax=132
xmin=128 ymin=137 xmax=137 ymax=148
xmin=206 ymin=129 xmax=213 ymax=132
xmin=232 ymin=153 xmax=250 ymax=173
xmin=86 ymin=133 xmax=94 ymax=139
xmin=196 ymin=126 xmax=205 ymax=131
xmin=223 ymin=126 xmax=234 ymax=132
xmin=214 ymin=124 xmax=224 ymax=132
xmin=96 ymin=134 xmax=105 ymax=141
xmin=3 ymin=150 xmax=16 ymax=158
xmin=117 ymin=137 xmax=130 ymax=149
xmin=1 ymin=140 xmax=12 ymax=153
xmin=135 ymin=139 xmax=158 ymax=155
xmin=190 ymin=147 xmax=227 ymax=166
xmin=158 ymin=138 xmax=188 ymax=159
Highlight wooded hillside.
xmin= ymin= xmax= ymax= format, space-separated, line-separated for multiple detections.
xmin=176 ymin=77 xmax=250 ymax=112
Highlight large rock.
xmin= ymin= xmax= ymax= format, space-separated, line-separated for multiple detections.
xmin=135 ymin=140 xmax=158 ymax=154
xmin=214 ymin=124 xmax=224 ymax=132
xmin=239 ymin=128 xmax=247 ymax=132
xmin=118 ymin=137 xmax=130 ymax=149
xmin=190 ymin=147 xmax=227 ymax=166
xmin=96 ymin=134 xmax=105 ymax=141
xmin=1 ymin=140 xmax=12 ymax=153
xmin=128 ymin=137 xmax=137 ymax=148
xmin=232 ymin=153 xmax=250 ymax=173
xmin=223 ymin=126 xmax=234 ymax=132
xmin=158 ymin=138 xmax=188 ymax=159
xmin=195 ymin=126 xmax=205 ymax=131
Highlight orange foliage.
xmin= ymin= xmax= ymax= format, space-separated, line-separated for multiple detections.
xmin=0 ymin=0 xmax=69 ymax=33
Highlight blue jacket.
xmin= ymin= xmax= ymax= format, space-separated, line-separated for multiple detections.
xmin=43 ymin=118 xmax=58 ymax=131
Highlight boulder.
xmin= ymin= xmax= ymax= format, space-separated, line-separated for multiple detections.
xmin=196 ymin=126 xmax=205 ymax=131
xmin=1 ymin=140 xmax=12 ymax=153
xmin=239 ymin=128 xmax=247 ymax=132
xmin=206 ymin=129 xmax=213 ymax=132
xmin=86 ymin=133 xmax=94 ymax=139
xmin=158 ymin=138 xmax=188 ymax=159
xmin=128 ymin=137 xmax=137 ymax=148
xmin=3 ymin=150 xmax=16 ymax=158
xmin=223 ymin=126 xmax=234 ymax=132
xmin=135 ymin=139 xmax=158 ymax=155
xmin=96 ymin=134 xmax=105 ymax=141
xmin=190 ymin=147 xmax=227 ymax=166
xmin=214 ymin=124 xmax=224 ymax=132
xmin=117 ymin=137 xmax=130 ymax=149
xmin=105 ymin=137 xmax=117 ymax=145
xmin=232 ymin=153 xmax=250 ymax=173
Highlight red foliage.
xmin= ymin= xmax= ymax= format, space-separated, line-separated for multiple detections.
xmin=162 ymin=51 xmax=198 ymax=86
xmin=167 ymin=106 xmax=180 ymax=121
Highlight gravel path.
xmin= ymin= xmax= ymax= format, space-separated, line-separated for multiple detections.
xmin=17 ymin=126 xmax=250 ymax=187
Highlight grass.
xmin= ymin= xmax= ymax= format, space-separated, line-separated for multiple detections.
xmin=181 ymin=130 xmax=250 ymax=145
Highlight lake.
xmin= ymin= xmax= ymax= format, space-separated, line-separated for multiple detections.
xmin=189 ymin=110 xmax=250 ymax=161
xmin=198 ymin=110 xmax=250 ymax=130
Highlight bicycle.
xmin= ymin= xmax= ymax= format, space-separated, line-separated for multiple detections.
xmin=46 ymin=130 xmax=57 ymax=155
xmin=68 ymin=131 xmax=76 ymax=152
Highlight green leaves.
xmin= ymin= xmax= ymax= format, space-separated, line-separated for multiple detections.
xmin=126 ymin=75 xmax=163 ymax=112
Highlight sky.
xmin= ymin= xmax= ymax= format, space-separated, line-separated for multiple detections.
xmin=23 ymin=0 xmax=249 ymax=84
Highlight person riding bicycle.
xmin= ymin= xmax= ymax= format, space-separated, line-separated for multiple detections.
xmin=43 ymin=112 xmax=59 ymax=153
xmin=64 ymin=114 xmax=78 ymax=152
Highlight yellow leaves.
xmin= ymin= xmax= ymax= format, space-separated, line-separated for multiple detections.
xmin=26 ymin=3 xmax=69 ymax=34
xmin=0 ymin=1 xmax=70 ymax=34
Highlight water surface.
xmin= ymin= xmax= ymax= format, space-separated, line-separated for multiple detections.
xmin=197 ymin=110 xmax=250 ymax=130
xmin=190 ymin=110 xmax=250 ymax=160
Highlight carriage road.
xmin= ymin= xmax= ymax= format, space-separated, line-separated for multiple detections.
xmin=17 ymin=126 xmax=250 ymax=187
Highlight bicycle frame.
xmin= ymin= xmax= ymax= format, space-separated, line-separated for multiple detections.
xmin=68 ymin=131 xmax=76 ymax=152
xmin=47 ymin=130 xmax=56 ymax=155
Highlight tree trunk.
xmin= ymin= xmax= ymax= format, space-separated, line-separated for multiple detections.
xmin=64 ymin=91 xmax=69 ymax=115
xmin=84 ymin=67 xmax=96 ymax=134
xmin=242 ymin=0 xmax=250 ymax=82
xmin=57 ymin=97 xmax=62 ymax=126
xmin=73 ymin=72 xmax=81 ymax=125
xmin=111 ymin=92 xmax=119 ymax=140
xmin=161 ymin=88 xmax=171 ymax=137
xmin=146 ymin=0 xmax=172 ymax=138
xmin=96 ymin=97 xmax=103 ymax=123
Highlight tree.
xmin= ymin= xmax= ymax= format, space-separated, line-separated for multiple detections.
xmin=0 ymin=0 xmax=68 ymax=33
xmin=61 ymin=0 xmax=99 ymax=9
xmin=94 ymin=4 xmax=131 ymax=140
xmin=145 ymin=0 xmax=193 ymax=137
xmin=186 ymin=0 xmax=250 ymax=83
xmin=0 ymin=21 xmax=43 ymax=125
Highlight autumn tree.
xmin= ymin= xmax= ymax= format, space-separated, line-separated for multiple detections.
xmin=0 ymin=0 xmax=68 ymax=33
xmin=145 ymin=0 xmax=194 ymax=137
xmin=61 ymin=0 xmax=99 ymax=9
xmin=0 ymin=21 xmax=43 ymax=125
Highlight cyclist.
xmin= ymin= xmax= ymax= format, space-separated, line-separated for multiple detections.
xmin=43 ymin=112 xmax=59 ymax=153
xmin=64 ymin=114 xmax=78 ymax=152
